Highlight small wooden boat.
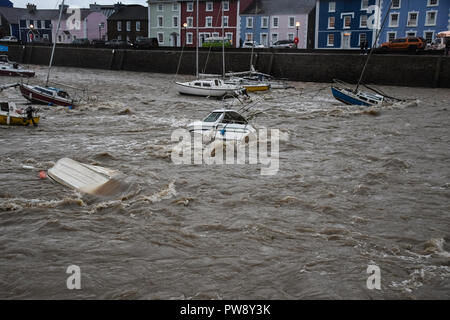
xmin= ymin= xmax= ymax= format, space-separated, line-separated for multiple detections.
xmin=48 ymin=158 xmax=120 ymax=195
xmin=0 ymin=101 xmax=39 ymax=126
xmin=225 ymin=77 xmax=270 ymax=92
xmin=0 ymin=55 xmax=35 ymax=77
xmin=187 ymin=109 xmax=256 ymax=141
xmin=19 ymin=83 xmax=74 ymax=106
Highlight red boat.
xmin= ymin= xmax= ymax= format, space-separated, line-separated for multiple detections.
xmin=0 ymin=55 xmax=35 ymax=77
xmin=19 ymin=83 xmax=74 ymax=106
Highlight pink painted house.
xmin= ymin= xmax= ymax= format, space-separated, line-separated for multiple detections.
xmin=52 ymin=6 xmax=108 ymax=43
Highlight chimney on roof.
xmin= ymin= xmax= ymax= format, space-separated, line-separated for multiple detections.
xmin=58 ymin=4 xmax=69 ymax=14
xmin=26 ymin=3 xmax=37 ymax=13
xmin=114 ymin=2 xmax=124 ymax=12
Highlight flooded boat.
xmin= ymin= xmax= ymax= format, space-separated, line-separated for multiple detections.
xmin=187 ymin=109 xmax=255 ymax=141
xmin=0 ymin=101 xmax=39 ymax=126
xmin=0 ymin=55 xmax=35 ymax=77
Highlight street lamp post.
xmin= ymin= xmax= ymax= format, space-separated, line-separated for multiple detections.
xmin=295 ymin=21 xmax=300 ymax=49
xmin=183 ymin=22 xmax=187 ymax=46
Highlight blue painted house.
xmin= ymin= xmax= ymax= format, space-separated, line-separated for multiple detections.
xmin=315 ymin=0 xmax=380 ymax=49
xmin=239 ymin=0 xmax=315 ymax=48
xmin=379 ymin=0 xmax=450 ymax=45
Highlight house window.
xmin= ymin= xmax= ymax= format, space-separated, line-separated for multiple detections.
xmin=387 ymin=32 xmax=396 ymax=41
xmin=36 ymin=21 xmax=41 ymax=28
xmin=157 ymin=4 xmax=163 ymax=11
xmin=289 ymin=17 xmax=295 ymax=28
xmin=246 ymin=33 xmax=253 ymax=41
xmin=425 ymin=11 xmax=437 ymax=26
xmin=406 ymin=31 xmax=416 ymax=37
xmin=41 ymin=20 xmax=46 ymax=28
xmin=126 ymin=21 xmax=131 ymax=31
xmin=272 ymin=17 xmax=279 ymax=28
xmin=389 ymin=13 xmax=399 ymax=27
xmin=427 ymin=0 xmax=438 ymax=6
xmin=361 ymin=0 xmax=369 ymax=10
xmin=424 ymin=31 xmax=434 ymax=44
xmin=360 ymin=15 xmax=367 ymax=28
xmin=261 ymin=16 xmax=268 ymax=28
xmin=173 ymin=3 xmax=178 ymax=11
xmin=392 ymin=0 xmax=401 ymax=9
xmin=187 ymin=32 xmax=193 ymax=44
xmin=206 ymin=2 xmax=213 ymax=11
xmin=359 ymin=33 xmax=367 ymax=45
xmin=287 ymin=33 xmax=294 ymax=41
xmin=187 ymin=2 xmax=193 ymax=12
xmin=206 ymin=17 xmax=213 ymax=27
xmin=223 ymin=1 xmax=229 ymax=11
xmin=327 ymin=34 xmax=334 ymax=46
xmin=407 ymin=12 xmax=418 ymax=27
xmin=157 ymin=32 xmax=164 ymax=44
xmin=328 ymin=16 xmax=335 ymax=29
xmin=173 ymin=16 xmax=179 ymax=27
xmin=157 ymin=16 xmax=163 ymax=28
xmin=222 ymin=16 xmax=229 ymax=27
xmin=344 ymin=16 xmax=351 ymax=28
xmin=136 ymin=21 xmax=141 ymax=31
xmin=117 ymin=35 xmax=122 ymax=40
xmin=271 ymin=33 xmax=278 ymax=44
xmin=117 ymin=21 xmax=122 ymax=31
xmin=212 ymin=32 xmax=219 ymax=37
xmin=226 ymin=32 xmax=233 ymax=43
xmin=246 ymin=17 xmax=253 ymax=28
xmin=187 ymin=17 xmax=193 ymax=28
xmin=329 ymin=2 xmax=336 ymax=12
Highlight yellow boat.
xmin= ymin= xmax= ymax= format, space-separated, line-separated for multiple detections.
xmin=243 ymin=83 xmax=271 ymax=92
xmin=0 ymin=102 xmax=40 ymax=126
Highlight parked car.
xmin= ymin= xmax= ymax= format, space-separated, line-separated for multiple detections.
xmin=134 ymin=37 xmax=159 ymax=49
xmin=271 ymin=40 xmax=295 ymax=49
xmin=105 ymin=39 xmax=133 ymax=48
xmin=242 ymin=41 xmax=264 ymax=49
xmin=0 ymin=36 xmax=18 ymax=42
xmin=72 ymin=38 xmax=90 ymax=46
xmin=380 ymin=37 xmax=426 ymax=53
xmin=90 ymin=39 xmax=106 ymax=47
xmin=425 ymin=31 xmax=450 ymax=52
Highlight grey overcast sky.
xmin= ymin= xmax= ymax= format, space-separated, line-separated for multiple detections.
xmin=13 ymin=0 xmax=148 ymax=9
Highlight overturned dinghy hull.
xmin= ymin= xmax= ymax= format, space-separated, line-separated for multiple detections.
xmin=47 ymin=158 xmax=120 ymax=195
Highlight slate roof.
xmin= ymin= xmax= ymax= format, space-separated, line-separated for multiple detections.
xmin=107 ymin=5 xmax=147 ymax=20
xmin=242 ymin=0 xmax=316 ymax=15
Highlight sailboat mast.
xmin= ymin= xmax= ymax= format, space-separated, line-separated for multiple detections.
xmin=249 ymin=1 xmax=257 ymax=70
xmin=196 ymin=0 xmax=199 ymax=78
xmin=46 ymin=0 xmax=65 ymax=87
xmin=222 ymin=1 xmax=225 ymax=78
xmin=355 ymin=0 xmax=392 ymax=92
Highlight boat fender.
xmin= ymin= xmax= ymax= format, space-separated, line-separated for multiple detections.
xmin=48 ymin=102 xmax=53 ymax=106
xmin=220 ymin=128 xmax=226 ymax=136
xmin=39 ymin=171 xmax=47 ymax=179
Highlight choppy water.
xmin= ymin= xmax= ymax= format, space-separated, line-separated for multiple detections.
xmin=0 ymin=66 xmax=449 ymax=299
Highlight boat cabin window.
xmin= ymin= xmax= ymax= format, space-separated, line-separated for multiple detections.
xmin=57 ymin=91 xmax=69 ymax=98
xmin=203 ymin=112 xmax=222 ymax=122
xmin=36 ymin=87 xmax=54 ymax=96
xmin=203 ymin=82 xmax=211 ymax=87
xmin=221 ymin=112 xmax=248 ymax=124
xmin=194 ymin=82 xmax=201 ymax=86
xmin=214 ymin=79 xmax=220 ymax=86
xmin=0 ymin=102 xmax=9 ymax=111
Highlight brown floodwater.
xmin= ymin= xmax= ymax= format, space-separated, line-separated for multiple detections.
xmin=0 ymin=65 xmax=449 ymax=299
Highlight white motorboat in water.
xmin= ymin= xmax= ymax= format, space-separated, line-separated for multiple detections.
xmin=187 ymin=109 xmax=256 ymax=141
xmin=176 ymin=78 xmax=242 ymax=97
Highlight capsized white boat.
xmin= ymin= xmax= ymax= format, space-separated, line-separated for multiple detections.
xmin=187 ymin=109 xmax=256 ymax=141
xmin=47 ymin=158 xmax=121 ymax=195
xmin=176 ymin=78 xmax=243 ymax=97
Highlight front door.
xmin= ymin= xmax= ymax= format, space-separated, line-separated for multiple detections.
xmin=342 ymin=34 xmax=351 ymax=49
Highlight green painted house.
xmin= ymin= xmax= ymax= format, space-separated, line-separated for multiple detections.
xmin=147 ymin=0 xmax=181 ymax=46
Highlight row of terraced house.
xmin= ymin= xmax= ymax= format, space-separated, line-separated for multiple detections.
xmin=0 ymin=0 xmax=449 ymax=49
